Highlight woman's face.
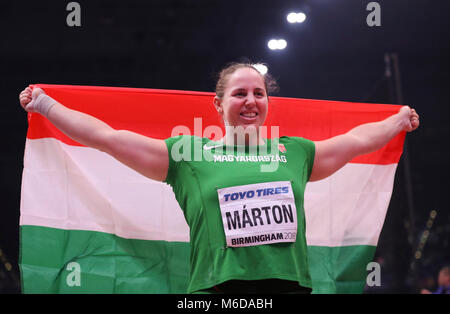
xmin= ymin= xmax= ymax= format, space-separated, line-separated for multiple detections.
xmin=214 ymin=67 xmax=268 ymax=130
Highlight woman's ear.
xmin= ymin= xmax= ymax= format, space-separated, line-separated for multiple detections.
xmin=213 ymin=96 xmax=223 ymax=114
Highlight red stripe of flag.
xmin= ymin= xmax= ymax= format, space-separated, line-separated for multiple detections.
xmin=26 ymin=84 xmax=405 ymax=164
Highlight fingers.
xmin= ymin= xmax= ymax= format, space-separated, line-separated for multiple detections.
xmin=19 ymin=90 xmax=31 ymax=98
xmin=20 ymin=88 xmax=31 ymax=97
xmin=19 ymin=93 xmax=31 ymax=102
xmin=399 ymin=106 xmax=420 ymax=132
xmin=19 ymin=89 xmax=32 ymax=107
xmin=408 ymin=108 xmax=420 ymax=132
xmin=410 ymin=108 xmax=419 ymax=121
xmin=31 ymin=87 xmax=45 ymax=98
xmin=19 ymin=87 xmax=36 ymax=110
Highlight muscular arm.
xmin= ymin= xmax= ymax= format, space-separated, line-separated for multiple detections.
xmin=20 ymin=87 xmax=169 ymax=182
xmin=309 ymin=106 xmax=419 ymax=182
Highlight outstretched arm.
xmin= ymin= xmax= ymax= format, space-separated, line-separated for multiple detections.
xmin=309 ymin=106 xmax=419 ymax=182
xmin=19 ymin=86 xmax=169 ymax=182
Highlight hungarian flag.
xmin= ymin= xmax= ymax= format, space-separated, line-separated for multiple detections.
xmin=19 ymin=84 xmax=405 ymax=293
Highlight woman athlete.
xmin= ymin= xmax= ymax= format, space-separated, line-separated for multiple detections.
xmin=19 ymin=62 xmax=419 ymax=294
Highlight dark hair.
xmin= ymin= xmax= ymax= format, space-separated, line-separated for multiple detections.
xmin=215 ymin=61 xmax=279 ymax=99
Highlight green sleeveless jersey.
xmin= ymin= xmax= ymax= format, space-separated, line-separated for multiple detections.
xmin=164 ymin=135 xmax=315 ymax=293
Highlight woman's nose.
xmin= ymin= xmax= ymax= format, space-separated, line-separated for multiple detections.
xmin=245 ymin=94 xmax=256 ymax=106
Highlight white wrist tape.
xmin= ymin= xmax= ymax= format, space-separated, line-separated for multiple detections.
xmin=33 ymin=94 xmax=57 ymax=117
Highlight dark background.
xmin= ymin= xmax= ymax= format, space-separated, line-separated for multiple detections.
xmin=1 ymin=0 xmax=449 ymax=293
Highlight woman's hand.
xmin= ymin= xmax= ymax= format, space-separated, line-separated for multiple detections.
xmin=398 ymin=106 xmax=420 ymax=132
xmin=310 ymin=105 xmax=420 ymax=182
xmin=19 ymin=85 xmax=169 ymax=182
xmin=19 ymin=86 xmax=45 ymax=113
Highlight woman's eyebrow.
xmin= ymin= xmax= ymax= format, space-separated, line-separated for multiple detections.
xmin=232 ymin=87 xmax=265 ymax=92
xmin=231 ymin=88 xmax=247 ymax=94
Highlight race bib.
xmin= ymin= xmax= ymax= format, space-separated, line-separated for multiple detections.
xmin=217 ymin=181 xmax=298 ymax=247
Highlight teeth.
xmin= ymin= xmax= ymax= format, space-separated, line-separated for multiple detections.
xmin=241 ymin=112 xmax=257 ymax=117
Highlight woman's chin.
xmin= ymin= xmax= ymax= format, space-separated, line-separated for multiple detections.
xmin=225 ymin=117 xmax=266 ymax=132
xmin=238 ymin=117 xmax=264 ymax=129
xmin=235 ymin=123 xmax=260 ymax=131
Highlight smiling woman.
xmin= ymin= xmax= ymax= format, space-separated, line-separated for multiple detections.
xmin=18 ymin=60 xmax=419 ymax=294
xmin=213 ymin=62 xmax=279 ymax=145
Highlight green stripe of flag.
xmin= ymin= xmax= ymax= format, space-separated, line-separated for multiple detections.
xmin=20 ymin=225 xmax=190 ymax=294
xmin=20 ymin=225 xmax=375 ymax=294
xmin=307 ymin=245 xmax=376 ymax=294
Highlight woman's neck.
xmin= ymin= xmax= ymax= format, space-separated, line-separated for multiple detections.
xmin=222 ymin=125 xmax=266 ymax=146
